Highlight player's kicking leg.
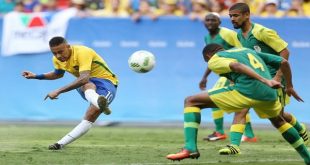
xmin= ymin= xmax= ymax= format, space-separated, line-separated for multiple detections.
xmin=48 ymin=80 xmax=117 ymax=150
xmin=49 ymin=105 xmax=100 ymax=150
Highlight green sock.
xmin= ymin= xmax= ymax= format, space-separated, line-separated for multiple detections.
xmin=244 ymin=113 xmax=255 ymax=138
xmin=289 ymin=114 xmax=303 ymax=133
xmin=230 ymin=124 xmax=245 ymax=146
xmin=212 ymin=108 xmax=224 ymax=134
xmin=184 ymin=107 xmax=201 ymax=152
xmin=279 ymin=123 xmax=310 ymax=164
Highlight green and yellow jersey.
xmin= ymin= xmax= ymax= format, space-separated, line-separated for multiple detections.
xmin=237 ymin=23 xmax=288 ymax=77
xmin=208 ymin=48 xmax=283 ymax=101
xmin=205 ymin=27 xmax=242 ymax=49
xmin=52 ymin=45 xmax=118 ymax=85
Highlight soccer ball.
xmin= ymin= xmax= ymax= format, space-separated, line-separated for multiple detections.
xmin=128 ymin=50 xmax=156 ymax=73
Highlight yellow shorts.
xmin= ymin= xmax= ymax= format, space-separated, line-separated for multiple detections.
xmin=209 ymin=88 xmax=282 ymax=118
xmin=277 ymin=88 xmax=290 ymax=107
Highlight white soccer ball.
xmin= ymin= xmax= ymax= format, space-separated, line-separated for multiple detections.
xmin=128 ymin=50 xmax=156 ymax=73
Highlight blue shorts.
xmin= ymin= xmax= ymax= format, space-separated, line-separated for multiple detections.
xmin=77 ymin=78 xmax=117 ymax=105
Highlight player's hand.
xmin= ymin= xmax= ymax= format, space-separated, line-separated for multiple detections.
xmin=266 ymin=79 xmax=282 ymax=89
xmin=286 ymin=87 xmax=304 ymax=102
xmin=44 ymin=90 xmax=60 ymax=100
xmin=22 ymin=71 xmax=36 ymax=79
xmin=199 ymin=78 xmax=207 ymax=91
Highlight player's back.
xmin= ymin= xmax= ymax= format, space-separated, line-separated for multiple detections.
xmin=213 ymin=48 xmax=277 ymax=101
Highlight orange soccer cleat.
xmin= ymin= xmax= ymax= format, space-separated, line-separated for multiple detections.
xmin=241 ymin=135 xmax=258 ymax=142
xmin=203 ymin=131 xmax=227 ymax=141
xmin=166 ymin=149 xmax=200 ymax=161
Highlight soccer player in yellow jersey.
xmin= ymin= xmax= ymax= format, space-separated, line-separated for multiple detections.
xmin=217 ymin=2 xmax=309 ymax=155
xmin=22 ymin=36 xmax=118 ymax=150
xmin=200 ymin=13 xmax=257 ymax=142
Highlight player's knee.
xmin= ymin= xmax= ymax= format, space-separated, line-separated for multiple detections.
xmin=184 ymin=96 xmax=194 ymax=107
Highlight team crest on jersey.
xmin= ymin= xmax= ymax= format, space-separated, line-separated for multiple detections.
xmin=73 ymin=66 xmax=79 ymax=71
xmin=253 ymin=46 xmax=261 ymax=52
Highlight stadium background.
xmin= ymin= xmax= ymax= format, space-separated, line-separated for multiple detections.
xmin=0 ymin=16 xmax=309 ymax=124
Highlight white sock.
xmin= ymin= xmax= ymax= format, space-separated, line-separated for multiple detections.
xmin=57 ymin=120 xmax=93 ymax=146
xmin=84 ymin=89 xmax=99 ymax=109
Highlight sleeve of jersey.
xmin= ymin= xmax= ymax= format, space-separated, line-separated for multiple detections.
xmin=260 ymin=28 xmax=288 ymax=53
xmin=77 ymin=49 xmax=93 ymax=72
xmin=208 ymin=54 xmax=237 ymax=74
xmin=220 ymin=28 xmax=242 ymax=48
xmin=257 ymin=52 xmax=283 ymax=70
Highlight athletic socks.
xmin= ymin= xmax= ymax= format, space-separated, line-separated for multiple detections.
xmin=84 ymin=89 xmax=100 ymax=108
xmin=212 ymin=108 xmax=224 ymax=134
xmin=244 ymin=113 xmax=255 ymax=138
xmin=184 ymin=107 xmax=201 ymax=152
xmin=57 ymin=120 xmax=93 ymax=146
xmin=230 ymin=124 xmax=246 ymax=146
xmin=278 ymin=123 xmax=310 ymax=164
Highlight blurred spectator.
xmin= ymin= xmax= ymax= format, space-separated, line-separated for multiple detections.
xmin=22 ymin=0 xmax=40 ymax=12
xmin=154 ymin=0 xmax=185 ymax=16
xmin=303 ymin=0 xmax=310 ymax=16
xmin=0 ymin=0 xmax=15 ymax=15
xmin=92 ymin=0 xmax=130 ymax=17
xmin=71 ymin=0 xmax=92 ymax=17
xmin=248 ymin=0 xmax=265 ymax=16
xmin=188 ymin=0 xmax=209 ymax=21
xmin=284 ymin=0 xmax=304 ymax=17
xmin=56 ymin=0 xmax=71 ymax=10
xmin=14 ymin=1 xmax=25 ymax=13
xmin=32 ymin=0 xmax=58 ymax=12
xmin=131 ymin=0 xmax=157 ymax=21
xmin=209 ymin=0 xmax=228 ymax=16
xmin=259 ymin=0 xmax=284 ymax=17
xmin=86 ymin=0 xmax=103 ymax=10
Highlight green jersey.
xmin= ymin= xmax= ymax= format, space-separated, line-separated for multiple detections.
xmin=237 ymin=23 xmax=288 ymax=77
xmin=205 ymin=27 xmax=242 ymax=49
xmin=208 ymin=48 xmax=283 ymax=101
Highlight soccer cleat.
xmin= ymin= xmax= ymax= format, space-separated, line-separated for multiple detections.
xmin=97 ymin=96 xmax=111 ymax=115
xmin=203 ymin=131 xmax=227 ymax=141
xmin=300 ymin=124 xmax=309 ymax=145
xmin=166 ymin=149 xmax=200 ymax=161
xmin=219 ymin=144 xmax=241 ymax=155
xmin=241 ymin=135 xmax=258 ymax=142
xmin=48 ymin=143 xmax=63 ymax=150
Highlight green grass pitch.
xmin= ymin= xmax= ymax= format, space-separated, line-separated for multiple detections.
xmin=0 ymin=124 xmax=307 ymax=165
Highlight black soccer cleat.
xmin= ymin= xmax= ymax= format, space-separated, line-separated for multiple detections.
xmin=48 ymin=143 xmax=62 ymax=150
xmin=97 ymin=96 xmax=111 ymax=115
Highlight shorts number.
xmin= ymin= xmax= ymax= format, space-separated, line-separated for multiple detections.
xmin=247 ymin=53 xmax=265 ymax=71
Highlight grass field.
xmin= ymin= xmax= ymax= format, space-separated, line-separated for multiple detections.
xmin=0 ymin=124 xmax=307 ymax=165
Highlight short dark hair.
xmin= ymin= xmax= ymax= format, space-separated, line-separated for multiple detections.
xmin=202 ymin=43 xmax=223 ymax=56
xmin=229 ymin=3 xmax=250 ymax=14
xmin=49 ymin=36 xmax=67 ymax=47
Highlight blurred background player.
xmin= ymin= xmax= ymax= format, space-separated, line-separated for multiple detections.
xmin=219 ymin=2 xmax=309 ymax=155
xmin=22 ymin=36 xmax=118 ymax=150
xmin=167 ymin=44 xmax=310 ymax=164
xmin=199 ymin=12 xmax=257 ymax=142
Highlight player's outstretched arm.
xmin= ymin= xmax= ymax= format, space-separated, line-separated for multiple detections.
xmin=22 ymin=71 xmax=63 ymax=80
xmin=44 ymin=70 xmax=90 ymax=100
xmin=279 ymin=59 xmax=304 ymax=102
